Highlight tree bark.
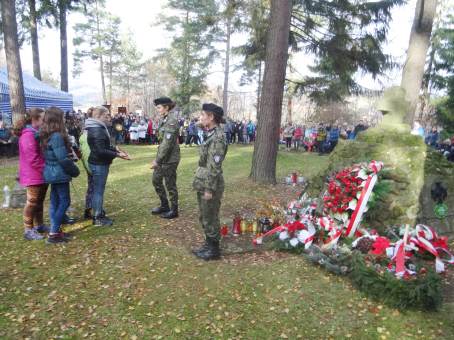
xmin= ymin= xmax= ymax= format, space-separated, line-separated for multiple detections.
xmin=287 ymin=95 xmax=292 ymax=124
xmin=59 ymin=0 xmax=69 ymax=92
xmin=250 ymin=0 xmax=292 ymax=184
xmin=95 ymin=0 xmax=107 ymax=104
xmin=222 ymin=17 xmax=231 ymax=116
xmin=1 ymin=0 xmax=26 ymax=124
xmin=401 ymin=0 xmax=438 ymax=124
xmin=108 ymin=54 xmax=113 ymax=104
xmin=28 ymin=0 xmax=41 ymax=80
xmin=256 ymin=60 xmax=262 ymax=117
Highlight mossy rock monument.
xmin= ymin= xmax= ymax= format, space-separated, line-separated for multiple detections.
xmin=310 ymin=86 xmax=454 ymax=235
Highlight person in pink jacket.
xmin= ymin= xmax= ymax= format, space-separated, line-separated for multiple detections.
xmin=17 ymin=108 xmax=49 ymax=240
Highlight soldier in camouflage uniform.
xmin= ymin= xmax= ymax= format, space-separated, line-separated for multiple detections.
xmin=151 ymin=97 xmax=180 ymax=219
xmin=192 ymin=103 xmax=228 ymax=260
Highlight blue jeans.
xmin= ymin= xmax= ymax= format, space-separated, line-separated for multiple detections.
xmin=49 ymin=182 xmax=71 ymax=234
xmin=89 ymin=163 xmax=110 ymax=218
xmin=85 ymin=174 xmax=94 ymax=209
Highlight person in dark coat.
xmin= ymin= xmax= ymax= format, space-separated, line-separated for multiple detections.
xmin=86 ymin=106 xmax=130 ymax=227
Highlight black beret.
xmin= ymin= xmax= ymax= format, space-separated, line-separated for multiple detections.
xmin=202 ymin=103 xmax=224 ymax=116
xmin=154 ymin=97 xmax=173 ymax=106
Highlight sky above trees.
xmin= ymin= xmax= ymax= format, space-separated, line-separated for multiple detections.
xmin=13 ymin=0 xmax=416 ymax=107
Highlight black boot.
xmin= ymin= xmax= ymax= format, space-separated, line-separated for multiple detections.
xmin=160 ymin=205 xmax=178 ymax=219
xmin=93 ymin=215 xmax=113 ymax=227
xmin=192 ymin=239 xmax=209 ymax=257
xmin=84 ymin=208 xmax=92 ymax=219
xmin=151 ymin=198 xmax=170 ymax=215
xmin=63 ymin=215 xmax=77 ymax=225
xmin=196 ymin=238 xmax=220 ymax=261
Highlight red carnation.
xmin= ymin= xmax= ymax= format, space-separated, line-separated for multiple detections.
xmin=432 ymin=236 xmax=449 ymax=250
xmin=371 ymin=237 xmax=391 ymax=255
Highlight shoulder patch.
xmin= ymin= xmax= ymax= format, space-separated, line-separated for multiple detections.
xmin=213 ymin=155 xmax=221 ymax=163
xmin=166 ymin=133 xmax=172 ymax=140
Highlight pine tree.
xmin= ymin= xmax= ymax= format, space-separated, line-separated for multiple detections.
xmin=73 ymin=0 xmax=121 ymax=104
xmin=216 ymin=0 xmax=246 ymax=116
xmin=250 ymin=0 xmax=292 ymax=184
xmin=291 ymin=0 xmax=404 ymax=104
xmin=234 ymin=0 xmax=269 ymax=114
xmin=1 ymin=0 xmax=26 ymax=123
xmin=114 ymin=32 xmax=143 ymax=112
xmin=41 ymin=0 xmax=93 ymax=92
xmin=429 ymin=9 xmax=454 ymax=133
xmin=156 ymin=0 xmax=219 ymax=115
xmin=401 ymin=0 xmax=438 ymax=124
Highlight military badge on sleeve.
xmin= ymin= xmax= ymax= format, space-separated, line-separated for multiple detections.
xmin=213 ymin=155 xmax=221 ymax=163
xmin=166 ymin=133 xmax=172 ymax=140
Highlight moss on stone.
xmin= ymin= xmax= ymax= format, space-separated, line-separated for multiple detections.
xmin=308 ymin=128 xmax=454 ymax=235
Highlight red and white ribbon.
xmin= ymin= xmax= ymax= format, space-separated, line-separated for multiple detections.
xmin=368 ymin=160 xmax=384 ymax=174
xmin=345 ymin=174 xmax=378 ymax=237
xmin=413 ymin=224 xmax=454 ymax=273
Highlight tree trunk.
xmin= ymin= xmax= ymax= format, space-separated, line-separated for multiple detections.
xmin=95 ymin=0 xmax=107 ymax=104
xmin=126 ymin=75 xmax=130 ymax=111
xmin=28 ymin=0 xmax=41 ymax=80
xmin=1 ymin=0 xmax=26 ymax=124
xmin=59 ymin=0 xmax=69 ymax=92
xmin=401 ymin=0 xmax=438 ymax=124
xmin=287 ymin=95 xmax=292 ymax=124
xmin=256 ymin=60 xmax=262 ymax=117
xmin=222 ymin=17 xmax=231 ymax=116
xmin=250 ymin=0 xmax=292 ymax=184
xmin=108 ymin=54 xmax=113 ymax=104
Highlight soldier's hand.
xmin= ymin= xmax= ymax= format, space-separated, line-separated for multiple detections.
xmin=203 ymin=191 xmax=213 ymax=200
xmin=150 ymin=160 xmax=158 ymax=169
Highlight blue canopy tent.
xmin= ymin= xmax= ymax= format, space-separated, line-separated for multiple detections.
xmin=0 ymin=68 xmax=73 ymax=124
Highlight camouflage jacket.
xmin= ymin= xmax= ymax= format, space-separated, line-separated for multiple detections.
xmin=156 ymin=112 xmax=180 ymax=165
xmin=192 ymin=126 xmax=228 ymax=193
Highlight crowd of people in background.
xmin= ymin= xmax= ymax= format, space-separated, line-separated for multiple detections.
xmin=2 ymin=108 xmax=454 ymax=164
xmin=279 ymin=120 xmax=369 ymax=155
xmin=412 ymin=122 xmax=454 ymax=162
xmin=58 ymin=109 xmax=372 ymax=158
xmin=2 ymin=104 xmax=454 ymax=249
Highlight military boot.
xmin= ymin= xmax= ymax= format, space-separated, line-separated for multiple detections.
xmin=196 ymin=238 xmax=220 ymax=261
xmin=151 ymin=198 xmax=170 ymax=215
xmin=192 ymin=239 xmax=209 ymax=257
xmin=160 ymin=205 xmax=178 ymax=219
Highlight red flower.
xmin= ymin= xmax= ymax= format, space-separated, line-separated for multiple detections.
xmin=371 ymin=237 xmax=390 ymax=255
xmin=354 ymin=230 xmax=363 ymax=238
xmin=432 ymin=236 xmax=448 ymax=250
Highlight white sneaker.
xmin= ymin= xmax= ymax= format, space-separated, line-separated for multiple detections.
xmin=24 ymin=229 xmax=45 ymax=241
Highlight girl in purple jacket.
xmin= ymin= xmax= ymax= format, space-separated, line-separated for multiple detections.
xmin=17 ymin=108 xmax=49 ymax=240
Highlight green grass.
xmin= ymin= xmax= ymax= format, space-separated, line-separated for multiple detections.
xmin=0 ymin=145 xmax=453 ymax=339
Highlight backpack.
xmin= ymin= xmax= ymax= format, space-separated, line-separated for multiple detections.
xmin=78 ymin=132 xmax=92 ymax=175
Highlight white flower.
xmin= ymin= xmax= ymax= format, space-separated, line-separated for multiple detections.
xmin=297 ymin=230 xmax=310 ymax=243
xmin=279 ymin=231 xmax=290 ymax=241
xmin=341 ymin=212 xmax=349 ymax=223
xmin=386 ymin=246 xmax=395 ymax=258
xmin=357 ymin=169 xmax=369 ymax=180
xmin=289 ymin=238 xmax=299 ymax=247
xmin=348 ymin=199 xmax=357 ymax=211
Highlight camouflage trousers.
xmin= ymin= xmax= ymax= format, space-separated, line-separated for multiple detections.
xmin=152 ymin=163 xmax=179 ymax=207
xmin=197 ymin=186 xmax=224 ymax=242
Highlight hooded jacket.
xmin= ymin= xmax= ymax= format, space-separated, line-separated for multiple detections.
xmin=18 ymin=126 xmax=45 ymax=186
xmin=85 ymin=118 xmax=118 ymax=165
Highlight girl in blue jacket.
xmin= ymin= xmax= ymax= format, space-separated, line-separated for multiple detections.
xmin=40 ymin=107 xmax=74 ymax=244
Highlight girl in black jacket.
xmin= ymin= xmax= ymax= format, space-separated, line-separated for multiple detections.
xmin=85 ymin=106 xmax=130 ymax=226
